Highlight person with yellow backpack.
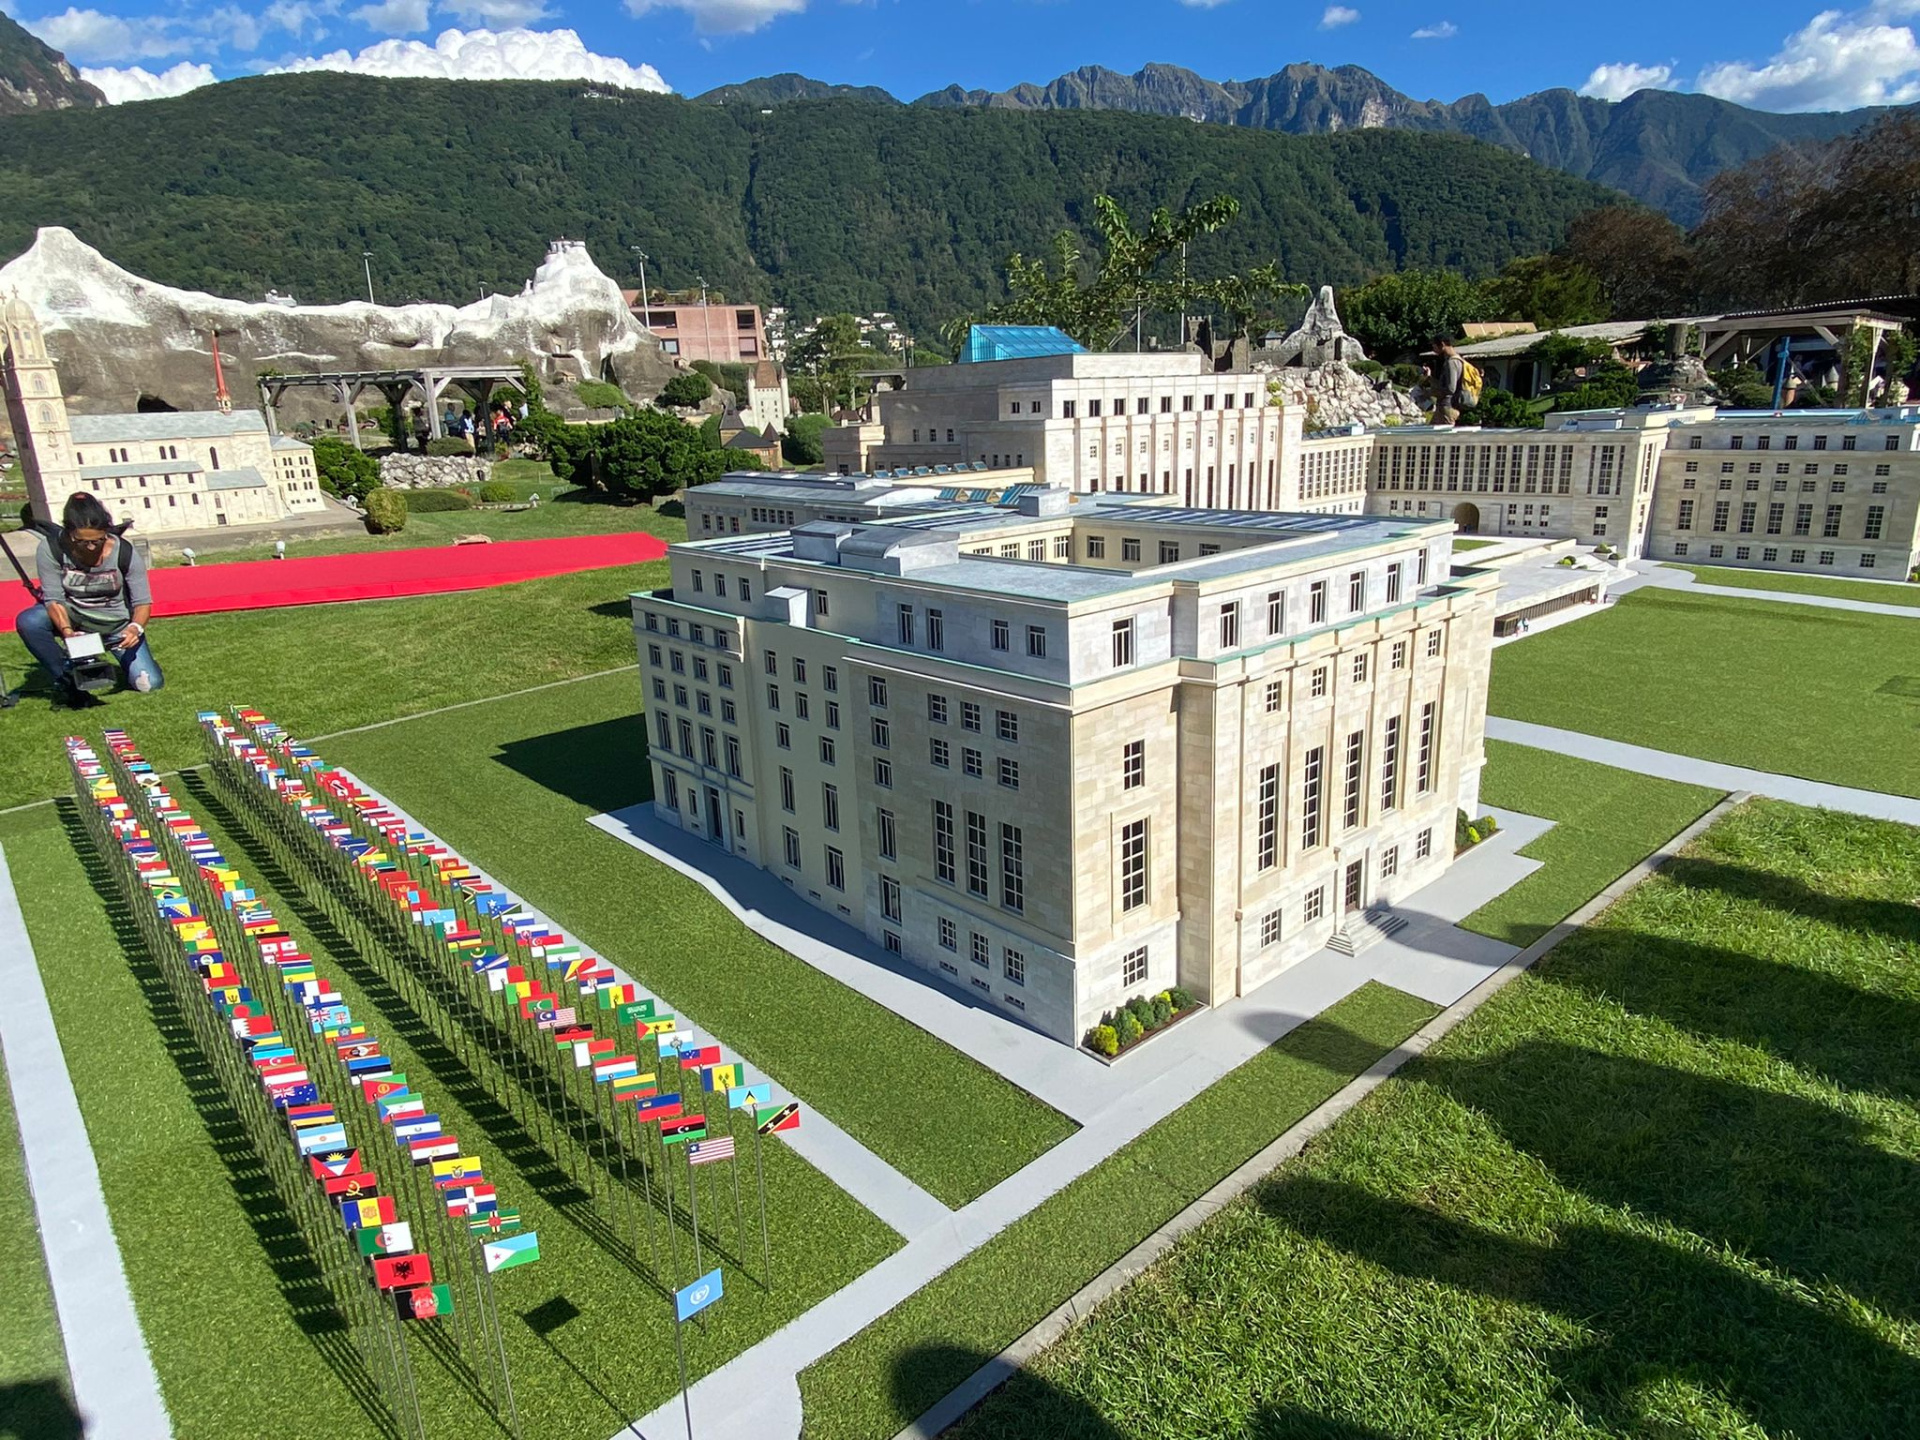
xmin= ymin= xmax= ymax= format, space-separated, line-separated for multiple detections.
xmin=1426 ymin=335 xmax=1483 ymax=425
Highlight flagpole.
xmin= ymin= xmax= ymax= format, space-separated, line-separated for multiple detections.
xmin=662 ymin=1121 xmax=683 ymax=1289
xmin=632 ymin=1106 xmax=662 ymax=1279
xmin=726 ymin=1103 xmax=746 ymax=1272
xmin=672 ymin=1310 xmax=695 ymax=1440
xmin=687 ymin=1142 xmax=705 ymax=1281
xmin=752 ymin=1121 xmax=772 ymax=1289
xmin=481 ymin=1254 xmax=523 ymax=1440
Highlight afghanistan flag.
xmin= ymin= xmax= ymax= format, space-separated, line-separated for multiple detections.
xmin=396 ymin=1284 xmax=454 ymax=1321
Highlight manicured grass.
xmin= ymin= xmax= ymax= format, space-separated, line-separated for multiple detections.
xmin=1673 ymin=563 xmax=1920 ymax=608
xmin=324 ymin=674 xmax=1075 ymax=1209
xmin=1452 ymin=538 xmax=1499 ymax=552
xmin=0 ymin=1034 xmax=73 ymax=1438
xmin=1 ymin=558 xmax=669 ymax=810
xmin=796 ymin=982 xmax=1440 ymax=1440
xmin=143 ymin=480 xmax=678 ymax=567
xmin=0 ymin=784 xmax=898 ymax=1440
xmin=1462 ymin=740 xmax=1723 ymax=947
xmin=1488 ymin=587 xmax=1920 ymax=798
xmin=952 ymin=800 xmax=1920 ymax=1438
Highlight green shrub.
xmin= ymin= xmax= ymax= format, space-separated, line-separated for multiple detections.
xmin=1349 ymin=358 xmax=1384 ymax=377
xmin=691 ymin=359 xmax=751 ymax=407
xmin=1085 ymin=1024 xmax=1119 ymax=1058
xmin=1168 ymin=987 xmax=1195 ymax=1013
xmin=784 ymin=412 xmax=831 ymax=466
xmin=574 ymin=379 xmax=628 ymax=411
xmin=476 ymin=480 xmax=516 ymax=503
xmin=1467 ymin=825 xmax=1482 ymax=846
xmin=1125 ymin=995 xmax=1153 ymax=1028
xmin=1116 ymin=1011 xmax=1144 ymax=1048
xmin=1149 ymin=994 xmax=1174 ymax=1028
xmin=311 ymin=435 xmax=381 ymax=501
xmin=1387 ymin=363 xmax=1422 ymax=388
xmin=361 ymin=487 xmax=407 ymax=534
xmin=402 ymin=488 xmax=474 ymax=512
xmin=425 ymin=437 xmax=473 ymax=457
xmin=657 ymin=372 xmax=713 ymax=408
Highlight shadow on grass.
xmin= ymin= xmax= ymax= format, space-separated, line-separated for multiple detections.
xmin=904 ymin=1345 xmax=1128 ymax=1440
xmin=0 ymin=1379 xmax=82 ymax=1440
xmin=1257 ymin=1172 xmax=1920 ymax=1438
xmin=493 ymin=713 xmax=653 ymax=814
xmin=1663 ymin=854 xmax=1920 ymax=951
xmin=58 ymin=803 xmax=402 ymax=1438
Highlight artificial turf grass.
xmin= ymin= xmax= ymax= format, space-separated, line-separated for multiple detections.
xmin=0 ymin=1015 xmax=75 ymax=1439
xmin=795 ymin=981 xmax=1441 ymax=1440
xmin=322 ymin=672 xmax=1077 ymax=1210
xmin=0 ymin=780 xmax=898 ymax=1440
xmin=0 ymin=557 xmax=669 ymax=810
xmin=950 ymin=799 xmax=1920 ymax=1439
xmin=1673 ymin=563 xmax=1920 ymax=608
xmin=1486 ymin=586 xmax=1920 ymax=799
xmin=1460 ymin=739 xmax=1724 ymax=947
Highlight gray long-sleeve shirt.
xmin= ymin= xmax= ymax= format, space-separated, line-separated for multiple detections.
xmin=35 ymin=533 xmax=150 ymax=633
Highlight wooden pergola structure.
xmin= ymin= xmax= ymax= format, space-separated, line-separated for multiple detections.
xmin=256 ymin=364 xmax=527 ymax=447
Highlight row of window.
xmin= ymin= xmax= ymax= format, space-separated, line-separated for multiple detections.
xmin=1695 ymin=431 xmax=1900 ymax=452
xmin=1675 ymin=499 xmax=1884 ymax=540
xmin=1255 ymin=832 xmax=1434 ymax=947
xmin=1058 ymin=391 xmax=1262 ymax=418
xmin=1375 ymin=441 xmax=1635 ymax=498
xmin=641 ymin=613 xmax=737 ymax=651
xmin=1684 ymin=460 xmax=1880 ymax=482
xmin=934 ymin=915 xmax=1028 ymax=987
xmin=929 ymin=801 xmax=1027 ymax=914
xmin=1255 ymin=703 xmax=1437 ymax=865
xmin=1672 ymin=543 xmax=1882 ymax=569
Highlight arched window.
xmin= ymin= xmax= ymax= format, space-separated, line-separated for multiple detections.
xmin=209 ymin=446 xmax=220 ymax=471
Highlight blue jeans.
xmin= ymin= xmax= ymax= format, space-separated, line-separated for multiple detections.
xmin=14 ymin=604 xmax=165 ymax=693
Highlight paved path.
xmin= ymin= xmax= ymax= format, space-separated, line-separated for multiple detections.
xmin=339 ymin=773 xmax=953 ymax=1240
xmin=595 ymin=803 xmax=1550 ymax=1440
xmin=1612 ymin=560 xmax=1920 ymax=617
xmin=0 ymin=841 xmax=171 ymax=1439
xmin=1486 ymin=718 xmax=1920 ymax=826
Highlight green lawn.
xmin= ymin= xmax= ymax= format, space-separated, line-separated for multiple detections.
xmin=1673 ymin=563 xmax=1920 ymax=608
xmin=953 ymin=799 xmax=1920 ymax=1438
xmin=1452 ymin=538 xmax=1500 ymax=552
xmin=0 ymin=784 xmax=898 ymax=1440
xmin=1 ymin=558 xmax=669 ymax=810
xmin=1463 ymin=740 xmax=1724 ymax=947
xmin=324 ymin=674 xmax=1074 ymax=1209
xmin=796 ymin=982 xmax=1440 ymax=1440
xmin=1488 ymin=587 xmax=1920 ymax=798
xmin=0 ymin=1039 xmax=73 ymax=1439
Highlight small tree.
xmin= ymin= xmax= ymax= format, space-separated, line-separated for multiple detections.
xmin=311 ymin=436 xmax=380 ymax=500
xmin=783 ymin=412 xmax=830 ymax=466
xmin=1473 ymin=388 xmax=1544 ymax=429
xmin=657 ymin=372 xmax=714 ymax=408
xmin=361 ymin=487 xmax=407 ymax=534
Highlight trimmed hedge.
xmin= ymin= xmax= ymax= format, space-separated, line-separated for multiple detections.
xmin=477 ymin=480 xmax=516 ymax=503
xmin=1085 ymin=986 xmax=1198 ymax=1057
xmin=360 ymin=487 xmax=407 ymax=533
xmin=403 ymin=488 xmax=475 ymax=512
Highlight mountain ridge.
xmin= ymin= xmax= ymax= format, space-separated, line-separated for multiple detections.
xmin=0 ymin=13 xmax=105 ymax=115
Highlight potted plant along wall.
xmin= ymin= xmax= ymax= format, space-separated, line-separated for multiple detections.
xmin=1084 ymin=987 xmax=1199 ymax=1060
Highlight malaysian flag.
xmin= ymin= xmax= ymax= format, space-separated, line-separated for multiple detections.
xmin=687 ymin=1137 xmax=736 ymax=1166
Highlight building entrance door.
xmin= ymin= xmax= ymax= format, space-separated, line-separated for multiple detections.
xmin=1343 ymin=859 xmax=1365 ymax=914
xmin=704 ymin=787 xmax=725 ymax=848
xmin=1452 ymin=501 xmax=1481 ymax=534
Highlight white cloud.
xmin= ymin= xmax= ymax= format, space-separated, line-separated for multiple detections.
xmin=263 ymin=1 xmax=342 ymax=36
xmin=1580 ymin=60 xmax=1678 ymax=101
xmin=351 ymin=0 xmax=430 ymax=32
xmin=1320 ymin=5 xmax=1360 ymax=27
xmin=1695 ymin=4 xmax=1920 ymax=110
xmin=24 ymin=7 xmax=191 ymax=62
xmin=1410 ymin=20 xmax=1456 ymax=38
xmin=274 ymin=26 xmax=671 ymax=91
xmin=622 ymin=0 xmax=809 ymax=36
xmin=439 ymin=0 xmax=554 ymax=22
xmin=81 ymin=59 xmax=219 ymax=103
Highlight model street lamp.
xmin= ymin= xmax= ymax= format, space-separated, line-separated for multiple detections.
xmin=362 ymin=251 xmax=375 ymax=305
xmin=630 ymin=246 xmax=653 ymax=330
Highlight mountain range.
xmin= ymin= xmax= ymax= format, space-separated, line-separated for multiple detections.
xmin=0 ymin=13 xmax=105 ymax=115
xmin=698 ymin=62 xmax=1899 ymax=224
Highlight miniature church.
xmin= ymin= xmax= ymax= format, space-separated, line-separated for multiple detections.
xmin=3 ymin=295 xmax=328 ymax=534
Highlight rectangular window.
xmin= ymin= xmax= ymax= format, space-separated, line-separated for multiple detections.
xmin=1161 ymin=540 xmax=1181 ymax=565
xmin=776 ymin=722 xmax=791 ymax=750
xmin=963 ymin=748 xmax=983 ymax=779
xmin=991 ymin=619 xmax=1010 ymax=651
xmin=966 ymin=811 xmax=990 ymax=898
xmin=1027 ymin=625 xmax=1047 ymax=658
xmin=1261 ymin=911 xmax=1283 ymax=947
xmin=1416 ymin=701 xmax=1437 ymax=793
xmin=928 ymin=693 xmax=948 ymax=725
xmin=1380 ymin=715 xmax=1402 ymax=813
xmin=1349 ymin=570 xmax=1365 ymax=612
xmin=822 ymin=783 xmax=840 ymax=832
xmin=825 ymin=846 xmax=845 ymax=892
xmin=1386 ymin=563 xmax=1402 ymax=604
xmin=1119 ymin=819 xmax=1149 ymax=911
xmin=725 ymin=735 xmax=742 ymax=778
xmin=927 ymin=609 xmax=944 ymax=651
xmin=783 ymin=827 xmax=801 ymax=868
xmin=939 ymin=917 xmax=957 ymax=950
xmin=1267 ymin=589 xmax=1285 ymax=634
xmin=1119 ymin=945 xmax=1149 ymax=990
xmin=881 ymin=876 xmax=901 ymax=922
xmin=962 ymin=702 xmax=981 ymax=733
xmin=1865 ymin=505 xmax=1885 ymax=541
xmin=898 ymin=604 xmax=914 ymax=646
xmin=1219 ymin=602 xmax=1240 ymax=649
xmin=1123 ymin=740 xmax=1145 ymax=790
xmin=1766 ymin=502 xmax=1785 ymax=535
xmin=999 ymin=757 xmax=1020 ymax=789
xmin=1310 ymin=666 xmax=1328 ymax=699
xmin=793 ymin=657 xmax=807 ymax=684
xmin=1000 ymin=824 xmax=1025 ymax=913
xmin=997 ymin=710 xmax=1019 ymax=743
xmin=1257 ymin=763 xmax=1280 ymax=871
xmin=1343 ymin=730 xmax=1363 ymax=829
xmin=765 ymin=649 xmax=777 ymax=676
xmin=931 ymin=737 xmax=950 ymax=767
xmin=767 ymin=684 xmax=780 ymax=712
xmin=970 ymin=933 xmax=990 ymax=968
xmin=1122 ymin=537 xmax=1142 ymax=563
xmin=933 ymin=801 xmax=955 ymax=883
xmin=868 ymin=676 xmax=888 ymax=708
xmin=1053 ymin=536 xmax=1071 ymax=559
xmin=1304 ymin=887 xmax=1325 ymax=924
xmin=813 ymin=588 xmax=828 ymax=618
xmin=1265 ymin=679 xmax=1283 ymax=713
xmin=1352 ymin=653 xmax=1368 ymax=685
xmin=1004 ymin=949 xmax=1026 ymax=986
xmin=1382 ymin=845 xmax=1399 ymax=878
xmin=1391 ymin=639 xmax=1408 ymax=670
xmin=1824 ymin=505 xmax=1843 ymax=539
xmin=1112 ymin=617 xmax=1136 ymax=667
xmin=1416 ymin=828 xmax=1433 ymax=860
xmin=795 ymin=693 xmax=811 ymax=722
xmin=1087 ymin=535 xmax=1106 ymax=559
xmin=874 ymin=758 xmax=892 ymax=788
xmin=825 ymin=700 xmax=840 ymax=730
xmin=819 ymin=736 xmax=836 ymax=766
xmin=1302 ymin=747 xmax=1324 ymax=850
xmin=871 ymin=718 xmax=890 ymax=750
xmin=1309 ymin=580 xmax=1328 ymax=625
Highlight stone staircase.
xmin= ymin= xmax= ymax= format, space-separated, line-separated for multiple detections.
xmin=1327 ymin=904 xmax=1409 ymax=958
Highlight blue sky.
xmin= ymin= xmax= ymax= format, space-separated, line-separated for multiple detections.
xmin=14 ymin=0 xmax=1920 ymax=111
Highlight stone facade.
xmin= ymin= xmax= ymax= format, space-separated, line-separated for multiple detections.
xmin=377 ymin=453 xmax=494 ymax=490
xmin=632 ymin=503 xmax=1496 ymax=1047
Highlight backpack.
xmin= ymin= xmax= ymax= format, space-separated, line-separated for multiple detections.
xmin=1457 ymin=358 xmax=1484 ymax=409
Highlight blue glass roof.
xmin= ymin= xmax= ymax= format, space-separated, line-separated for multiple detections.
xmin=959 ymin=325 xmax=1088 ymax=364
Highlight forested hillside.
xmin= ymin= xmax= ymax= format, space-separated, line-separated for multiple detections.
xmin=0 ymin=73 xmax=1624 ymax=337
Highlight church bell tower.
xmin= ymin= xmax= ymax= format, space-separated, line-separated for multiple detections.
xmin=2 ymin=295 xmax=79 ymax=526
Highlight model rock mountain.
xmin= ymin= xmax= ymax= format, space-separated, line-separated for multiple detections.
xmin=0 ymin=13 xmax=104 ymax=115
xmin=0 ymin=227 xmax=674 ymax=414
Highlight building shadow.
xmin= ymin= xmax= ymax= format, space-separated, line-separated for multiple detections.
xmin=1259 ymin=1171 xmax=1920 ymax=1437
xmin=0 ymin=1379 xmax=83 ymax=1440
xmin=494 ymin=714 xmax=653 ymax=813
xmin=897 ymin=1344 xmax=1129 ymax=1440
xmin=1660 ymin=853 xmax=1920 ymax=951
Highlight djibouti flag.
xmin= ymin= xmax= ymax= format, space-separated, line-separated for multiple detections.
xmin=483 ymin=1231 xmax=540 ymax=1274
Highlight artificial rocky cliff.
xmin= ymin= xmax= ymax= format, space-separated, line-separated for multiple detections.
xmin=0 ymin=228 xmax=679 ymax=420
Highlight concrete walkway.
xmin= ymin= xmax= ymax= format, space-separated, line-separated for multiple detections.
xmin=1486 ymin=718 xmax=1920 ymax=826
xmin=598 ymin=803 xmax=1551 ymax=1440
xmin=1614 ymin=560 xmax=1920 ymax=617
xmin=338 ymin=772 xmax=954 ymax=1240
xmin=0 ymin=841 xmax=172 ymax=1439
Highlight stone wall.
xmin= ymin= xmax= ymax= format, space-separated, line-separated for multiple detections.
xmin=377 ymin=453 xmax=492 ymax=490
xmin=1258 ymin=359 xmax=1425 ymax=431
